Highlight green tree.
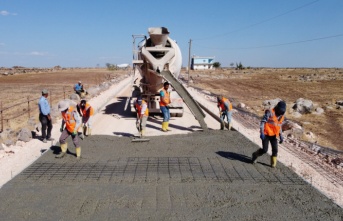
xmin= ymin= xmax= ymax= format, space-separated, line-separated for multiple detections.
xmin=213 ymin=62 xmax=221 ymax=68
xmin=236 ymin=62 xmax=244 ymax=70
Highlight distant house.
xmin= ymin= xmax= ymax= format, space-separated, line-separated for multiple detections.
xmin=191 ymin=56 xmax=215 ymax=70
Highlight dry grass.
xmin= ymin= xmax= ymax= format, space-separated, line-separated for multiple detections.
xmin=187 ymin=68 xmax=343 ymax=151
xmin=0 ymin=68 xmax=129 ymax=132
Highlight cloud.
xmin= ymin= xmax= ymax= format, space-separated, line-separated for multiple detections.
xmin=30 ymin=51 xmax=48 ymax=56
xmin=0 ymin=10 xmax=17 ymax=16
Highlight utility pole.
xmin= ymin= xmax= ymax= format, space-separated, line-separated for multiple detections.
xmin=187 ymin=39 xmax=192 ymax=84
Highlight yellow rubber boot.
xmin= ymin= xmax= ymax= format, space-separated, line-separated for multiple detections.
xmin=162 ymin=122 xmax=167 ymax=132
xmin=88 ymin=128 xmax=92 ymax=136
xmin=140 ymin=129 xmax=145 ymax=138
xmin=271 ymin=156 xmax=277 ymax=168
xmin=75 ymin=147 xmax=81 ymax=159
xmin=251 ymin=149 xmax=264 ymax=164
xmin=56 ymin=143 xmax=67 ymax=158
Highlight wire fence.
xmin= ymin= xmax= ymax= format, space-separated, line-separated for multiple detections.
xmin=0 ymin=86 xmax=77 ymax=133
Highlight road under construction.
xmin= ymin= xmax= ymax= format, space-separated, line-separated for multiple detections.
xmin=0 ymin=73 xmax=342 ymax=221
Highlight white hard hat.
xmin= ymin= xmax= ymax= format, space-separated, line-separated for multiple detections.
xmin=58 ymin=100 xmax=69 ymax=112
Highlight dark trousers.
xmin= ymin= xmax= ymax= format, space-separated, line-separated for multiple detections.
xmin=39 ymin=114 xmax=52 ymax=139
xmin=262 ymin=135 xmax=278 ymax=157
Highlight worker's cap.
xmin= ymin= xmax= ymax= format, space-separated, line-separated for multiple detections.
xmin=137 ymin=98 xmax=142 ymax=105
xmin=78 ymin=81 xmax=82 ymax=84
xmin=42 ymin=89 xmax=49 ymax=95
xmin=58 ymin=100 xmax=69 ymax=112
xmin=275 ymin=101 xmax=286 ymax=116
xmin=163 ymin=82 xmax=170 ymax=87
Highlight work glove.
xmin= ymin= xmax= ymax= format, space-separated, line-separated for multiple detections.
xmin=260 ymin=133 xmax=265 ymax=140
xmin=60 ymin=127 xmax=63 ymax=132
xmin=72 ymin=130 xmax=77 ymax=136
xmin=279 ymin=134 xmax=284 ymax=144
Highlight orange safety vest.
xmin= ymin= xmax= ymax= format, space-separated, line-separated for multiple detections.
xmin=135 ymin=100 xmax=149 ymax=117
xmin=62 ymin=106 xmax=77 ymax=133
xmin=264 ymin=109 xmax=284 ymax=137
xmin=80 ymin=103 xmax=94 ymax=117
xmin=218 ymin=97 xmax=232 ymax=111
xmin=159 ymin=88 xmax=170 ymax=107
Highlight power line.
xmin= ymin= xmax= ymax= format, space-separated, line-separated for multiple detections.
xmin=193 ymin=34 xmax=343 ymax=50
xmin=193 ymin=0 xmax=320 ymax=41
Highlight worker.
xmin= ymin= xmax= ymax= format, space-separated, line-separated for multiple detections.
xmin=38 ymin=89 xmax=54 ymax=143
xmin=251 ymin=100 xmax=286 ymax=168
xmin=217 ymin=95 xmax=233 ymax=130
xmin=159 ymin=82 xmax=171 ymax=132
xmin=76 ymin=99 xmax=94 ymax=139
xmin=74 ymin=81 xmax=83 ymax=97
xmin=56 ymin=100 xmax=82 ymax=159
xmin=134 ymin=97 xmax=149 ymax=137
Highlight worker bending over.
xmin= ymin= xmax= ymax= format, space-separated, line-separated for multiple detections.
xmin=251 ymin=100 xmax=286 ymax=168
xmin=160 ymin=82 xmax=171 ymax=132
xmin=56 ymin=100 xmax=82 ymax=159
xmin=217 ymin=95 xmax=233 ymax=130
xmin=134 ymin=98 xmax=149 ymax=138
xmin=77 ymin=99 xmax=94 ymax=139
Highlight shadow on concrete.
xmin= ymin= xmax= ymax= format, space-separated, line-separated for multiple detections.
xmin=216 ymin=151 xmax=252 ymax=164
xmin=147 ymin=116 xmax=196 ymax=132
xmin=102 ymin=96 xmax=134 ymax=118
xmin=112 ymin=132 xmax=135 ymax=137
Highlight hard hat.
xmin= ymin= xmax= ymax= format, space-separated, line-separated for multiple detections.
xmin=58 ymin=100 xmax=69 ymax=112
xmin=275 ymin=101 xmax=286 ymax=116
xmin=42 ymin=89 xmax=49 ymax=95
xmin=78 ymin=81 xmax=82 ymax=83
xmin=217 ymin=95 xmax=223 ymax=102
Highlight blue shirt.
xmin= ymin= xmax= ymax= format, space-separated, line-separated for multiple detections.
xmin=75 ymin=83 xmax=82 ymax=91
xmin=38 ymin=96 xmax=50 ymax=115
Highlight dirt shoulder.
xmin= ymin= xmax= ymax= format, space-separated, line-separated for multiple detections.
xmin=185 ymin=68 xmax=343 ymax=151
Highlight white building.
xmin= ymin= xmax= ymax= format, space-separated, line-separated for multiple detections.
xmin=191 ymin=56 xmax=215 ymax=70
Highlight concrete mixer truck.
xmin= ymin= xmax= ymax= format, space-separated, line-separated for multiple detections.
xmin=131 ymin=27 xmax=208 ymax=130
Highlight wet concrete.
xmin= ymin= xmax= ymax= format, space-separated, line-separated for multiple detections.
xmin=0 ymin=130 xmax=342 ymax=220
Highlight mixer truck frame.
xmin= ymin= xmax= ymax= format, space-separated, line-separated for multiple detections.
xmin=130 ymin=27 xmax=208 ymax=131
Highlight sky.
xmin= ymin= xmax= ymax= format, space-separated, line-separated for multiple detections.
xmin=0 ymin=0 xmax=342 ymax=68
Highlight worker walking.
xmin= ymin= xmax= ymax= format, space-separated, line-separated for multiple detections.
xmin=217 ymin=95 xmax=233 ymax=130
xmin=160 ymin=82 xmax=171 ymax=132
xmin=56 ymin=100 xmax=82 ymax=159
xmin=251 ymin=100 xmax=286 ymax=168
xmin=77 ymin=99 xmax=94 ymax=139
xmin=38 ymin=89 xmax=54 ymax=143
xmin=134 ymin=97 xmax=149 ymax=137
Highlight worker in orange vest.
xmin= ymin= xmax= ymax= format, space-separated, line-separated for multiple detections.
xmin=160 ymin=82 xmax=171 ymax=132
xmin=251 ymin=100 xmax=286 ymax=168
xmin=217 ymin=95 xmax=233 ymax=130
xmin=77 ymin=99 xmax=94 ymax=139
xmin=56 ymin=100 xmax=82 ymax=159
xmin=134 ymin=97 xmax=149 ymax=138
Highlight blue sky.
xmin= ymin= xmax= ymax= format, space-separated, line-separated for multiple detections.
xmin=0 ymin=0 xmax=342 ymax=68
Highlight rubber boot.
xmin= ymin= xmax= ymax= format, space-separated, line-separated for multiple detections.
xmin=140 ymin=129 xmax=145 ymax=138
xmin=220 ymin=121 xmax=225 ymax=130
xmin=251 ymin=149 xmax=264 ymax=164
xmin=228 ymin=123 xmax=232 ymax=131
xmin=166 ymin=122 xmax=171 ymax=131
xmin=271 ymin=156 xmax=277 ymax=168
xmin=56 ymin=143 xmax=67 ymax=158
xmin=75 ymin=147 xmax=81 ymax=159
xmin=88 ymin=128 xmax=92 ymax=136
xmin=162 ymin=122 xmax=167 ymax=132
xmin=83 ymin=126 xmax=87 ymax=136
